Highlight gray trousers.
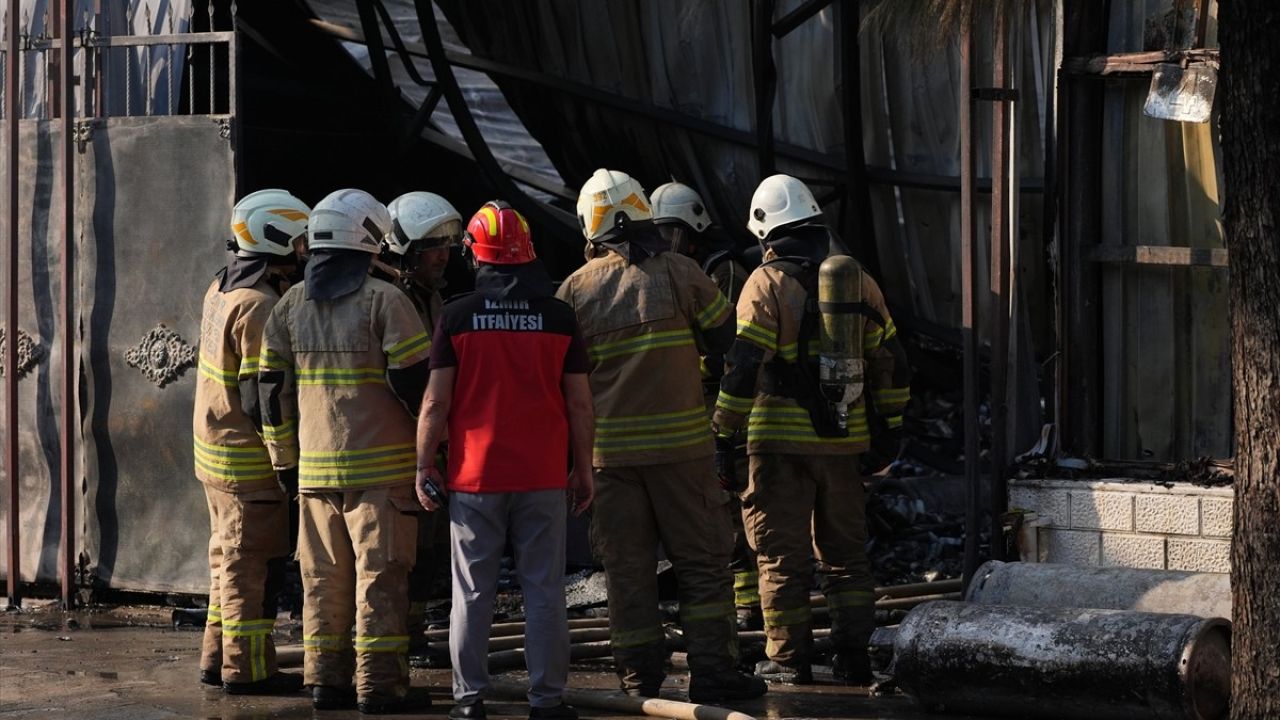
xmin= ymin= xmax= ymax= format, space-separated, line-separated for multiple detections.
xmin=449 ymin=489 xmax=569 ymax=707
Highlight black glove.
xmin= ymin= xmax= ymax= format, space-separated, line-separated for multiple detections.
xmin=715 ymin=435 xmax=745 ymax=493
xmin=277 ymin=466 xmax=299 ymax=499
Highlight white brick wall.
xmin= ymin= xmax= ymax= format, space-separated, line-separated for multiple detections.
xmin=1009 ymin=479 xmax=1232 ymax=572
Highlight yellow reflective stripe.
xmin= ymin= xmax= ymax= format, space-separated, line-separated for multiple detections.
xmin=885 ymin=414 xmax=904 ymax=429
xmin=874 ymin=387 xmax=910 ymax=404
xmin=736 ymin=320 xmax=777 ymax=351
xmin=354 ymin=635 xmax=410 ymax=652
xmin=826 ymin=590 xmax=874 ymax=609
xmin=207 ymin=605 xmax=223 ymax=622
xmin=864 ymin=318 xmax=898 ymax=350
xmin=696 ymin=293 xmax=731 ymax=329
xmin=299 ymin=443 xmax=415 ymax=461
xmin=253 ymin=634 xmax=266 ymax=681
xmin=715 ymin=391 xmax=755 ymax=414
xmin=680 ymin=600 xmax=735 ymax=624
xmin=199 ymin=355 xmax=238 ymax=386
xmin=595 ymin=407 xmax=707 ymax=432
xmin=194 ymin=437 xmax=271 ymax=459
xmin=763 ymin=605 xmax=812 ymax=628
xmin=259 ymin=348 xmax=289 ymax=371
xmin=300 ymin=451 xmax=416 ymax=470
xmin=748 ymin=428 xmax=870 ymax=445
xmin=777 ymin=342 xmax=798 ymax=361
xmin=238 ymin=357 xmax=260 ymax=380
xmin=296 ymin=367 xmax=385 ymax=386
xmin=298 ymin=462 xmax=417 ymax=488
xmin=262 ymin=420 xmax=297 ymax=442
xmin=195 ymin=455 xmax=276 ymax=482
xmin=611 ymin=626 xmax=665 ymax=649
xmin=734 ymin=571 xmax=761 ymax=605
xmin=587 ymin=329 xmax=695 ymax=362
xmin=593 ymin=425 xmax=709 ymax=452
xmin=304 ymin=634 xmax=351 ymax=652
xmin=387 ymin=332 xmax=431 ymax=365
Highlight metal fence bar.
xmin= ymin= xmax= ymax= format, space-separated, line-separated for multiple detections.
xmin=4 ymin=0 xmax=21 ymax=609
xmin=57 ymin=0 xmax=75 ymax=611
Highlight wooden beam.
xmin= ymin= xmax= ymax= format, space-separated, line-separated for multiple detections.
xmin=1090 ymin=245 xmax=1229 ymax=268
xmin=1062 ymin=49 xmax=1219 ymax=77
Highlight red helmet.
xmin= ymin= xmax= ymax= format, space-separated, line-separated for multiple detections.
xmin=463 ymin=201 xmax=536 ymax=265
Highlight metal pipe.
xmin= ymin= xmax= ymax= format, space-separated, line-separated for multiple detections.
xmin=484 ymin=628 xmax=612 ymax=652
xmin=488 ymin=680 xmax=758 ymax=720
xmin=4 ymin=0 xmax=20 ymax=608
xmin=988 ymin=1 xmax=1012 ymax=563
xmin=58 ymin=0 xmax=74 ymax=610
xmin=751 ymin=0 xmax=776 ymax=178
xmin=423 ymin=616 xmax=609 ymax=642
xmin=958 ymin=0 xmax=982 ymax=591
xmin=892 ymin=601 xmax=1230 ymax=720
xmin=488 ymin=641 xmax=614 ymax=672
xmin=966 ymin=560 xmax=1232 ymax=619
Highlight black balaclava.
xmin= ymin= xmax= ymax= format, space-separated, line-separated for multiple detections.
xmin=304 ymin=249 xmax=373 ymax=301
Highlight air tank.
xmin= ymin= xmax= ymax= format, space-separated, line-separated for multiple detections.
xmin=817 ymin=254 xmax=864 ymax=427
xmin=966 ymin=560 xmax=1231 ymax=619
xmin=892 ymin=601 xmax=1230 ymax=720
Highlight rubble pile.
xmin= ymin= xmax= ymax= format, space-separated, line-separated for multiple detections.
xmin=866 ymin=491 xmax=971 ymax=587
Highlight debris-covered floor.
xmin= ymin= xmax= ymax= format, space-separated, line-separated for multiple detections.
xmin=0 ymin=603 xmax=984 ymax=720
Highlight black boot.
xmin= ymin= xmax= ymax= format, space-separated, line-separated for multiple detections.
xmin=831 ymin=650 xmax=873 ymax=686
xmin=223 ymin=671 xmax=304 ymax=695
xmin=688 ymin=670 xmax=768 ymax=703
xmin=312 ymin=684 xmax=357 ymax=710
xmin=199 ymin=668 xmax=221 ymax=687
xmin=754 ymin=659 xmax=813 ymax=685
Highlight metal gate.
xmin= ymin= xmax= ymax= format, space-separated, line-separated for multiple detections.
xmin=2 ymin=1 xmax=237 ymax=599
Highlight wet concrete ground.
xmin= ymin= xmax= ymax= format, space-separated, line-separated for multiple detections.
xmin=0 ymin=602 xmax=974 ymax=720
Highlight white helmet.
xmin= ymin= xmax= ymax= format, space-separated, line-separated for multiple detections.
xmin=650 ymin=182 xmax=710 ymax=233
xmin=308 ymin=189 xmax=391 ymax=254
xmin=576 ymin=168 xmax=652 ymax=242
xmin=230 ymin=189 xmax=310 ymax=256
xmin=746 ymin=174 xmax=822 ymax=240
xmin=385 ymin=192 xmax=463 ymax=255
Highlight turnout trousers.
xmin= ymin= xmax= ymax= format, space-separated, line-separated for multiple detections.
xmin=200 ymin=483 xmax=290 ymax=684
xmin=743 ymin=453 xmax=875 ymax=666
xmin=298 ymin=486 xmax=418 ymax=702
xmin=591 ymin=459 xmax=739 ymax=693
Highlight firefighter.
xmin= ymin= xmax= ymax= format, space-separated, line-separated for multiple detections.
xmin=384 ymin=191 xmax=464 ymax=663
xmin=259 ymin=189 xmax=433 ymax=714
xmin=555 ymin=169 xmax=767 ymax=704
xmin=651 ymin=181 xmax=762 ymax=631
xmin=712 ymin=174 xmax=911 ymax=685
xmin=194 ymin=189 xmax=309 ymax=695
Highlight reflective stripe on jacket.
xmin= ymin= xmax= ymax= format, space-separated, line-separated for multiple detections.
xmin=193 ymin=279 xmax=279 ymax=492
xmin=259 ymin=276 xmax=431 ymax=491
xmin=713 ymin=263 xmax=910 ymax=455
xmin=556 ymin=250 xmax=733 ymax=467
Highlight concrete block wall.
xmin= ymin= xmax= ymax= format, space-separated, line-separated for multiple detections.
xmin=1008 ymin=479 xmax=1232 ymax=572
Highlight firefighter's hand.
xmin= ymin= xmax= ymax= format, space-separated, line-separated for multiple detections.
xmin=567 ymin=467 xmax=594 ymax=517
xmin=715 ymin=436 xmax=745 ymax=493
xmin=276 ymin=466 xmax=299 ymax=499
xmin=415 ymin=466 xmax=448 ymax=512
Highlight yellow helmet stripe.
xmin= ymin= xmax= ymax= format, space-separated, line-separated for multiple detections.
xmin=268 ymin=209 xmax=308 ymax=221
xmin=588 ymin=205 xmax=609 ymax=237
xmin=621 ymin=192 xmax=649 ymax=213
xmin=232 ymin=221 xmax=257 ymax=246
xmin=479 ymin=206 xmax=499 ymax=238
